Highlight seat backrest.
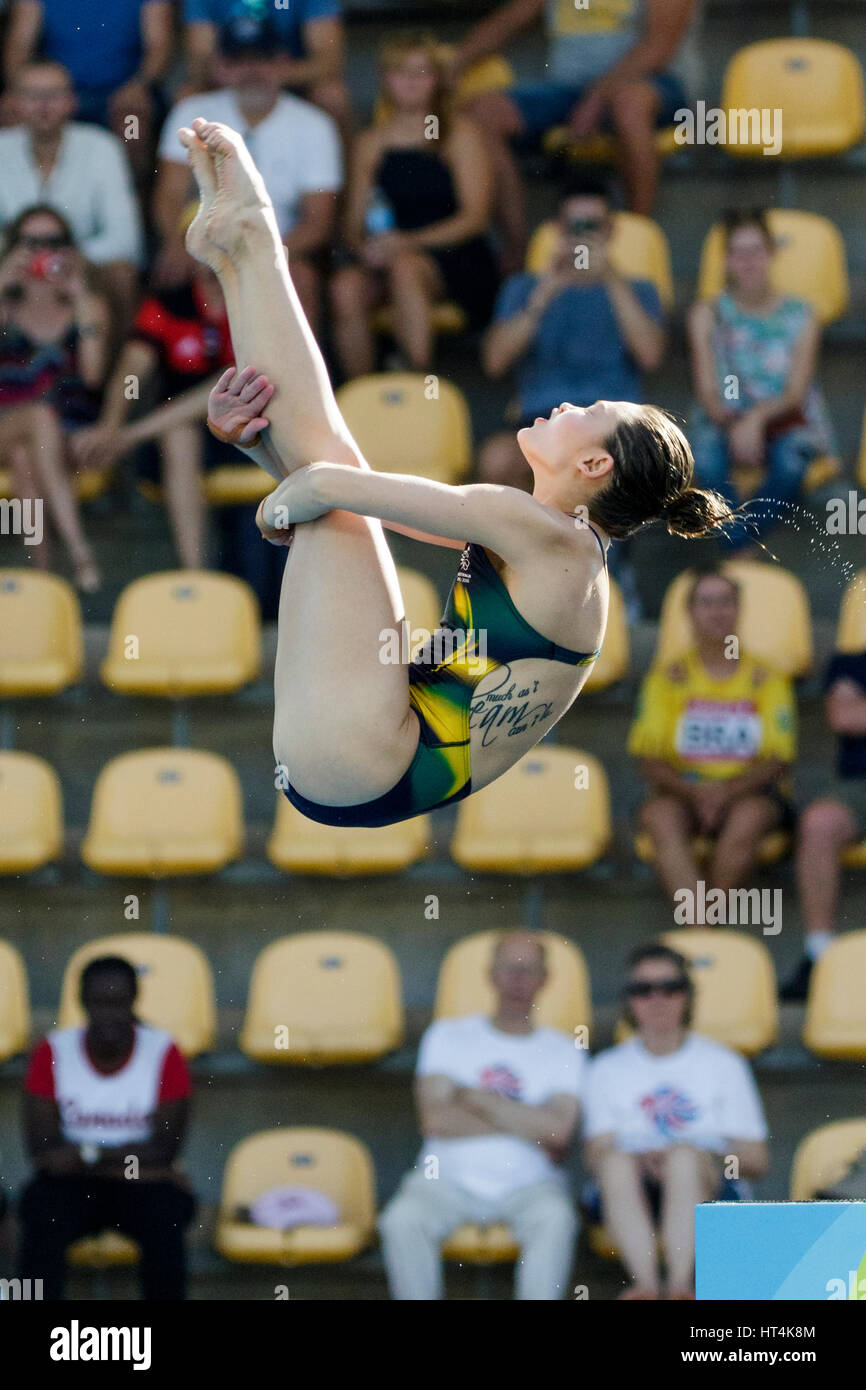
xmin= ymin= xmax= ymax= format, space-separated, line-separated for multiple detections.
xmin=85 ymin=748 xmax=244 ymax=854
xmin=58 ymin=933 xmax=216 ymax=1056
xmin=0 ymin=939 xmax=30 ymax=1061
xmin=241 ymin=932 xmax=403 ymax=1047
xmin=721 ymin=39 xmax=865 ymax=157
xmin=434 ymin=928 xmax=592 ymax=1039
xmin=0 ymin=751 xmax=63 ymax=869
xmin=803 ymin=931 xmax=866 ymax=1058
xmin=698 ymin=209 xmax=849 ymax=324
xmin=336 ymin=373 xmax=472 ymax=482
xmin=654 ymin=560 xmax=813 ymax=677
xmin=790 ymin=1119 xmax=866 ymax=1201
xmin=0 ymin=569 xmax=83 ymax=695
xmin=102 ymin=572 xmax=261 ymax=694
xmin=659 ymin=929 xmax=778 ymax=1054
xmin=835 ymin=570 xmax=866 ymax=654
xmin=219 ymin=1128 xmax=376 ymax=1229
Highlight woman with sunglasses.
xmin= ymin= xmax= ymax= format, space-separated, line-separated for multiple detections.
xmin=583 ymin=944 xmax=769 ymax=1300
xmin=179 ymin=119 xmax=733 ymax=832
xmin=0 ymin=205 xmax=109 ymax=590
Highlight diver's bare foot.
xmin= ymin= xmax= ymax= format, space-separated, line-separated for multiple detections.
xmin=179 ymin=120 xmax=275 ymax=269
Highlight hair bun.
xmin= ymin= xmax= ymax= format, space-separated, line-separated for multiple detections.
xmin=664 ymin=487 xmax=734 ymax=539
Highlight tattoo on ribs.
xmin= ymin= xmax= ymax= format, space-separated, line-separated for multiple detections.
xmin=468 ymin=665 xmax=555 ymax=747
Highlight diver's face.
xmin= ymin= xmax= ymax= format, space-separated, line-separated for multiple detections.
xmin=517 ymin=400 xmax=636 ymax=474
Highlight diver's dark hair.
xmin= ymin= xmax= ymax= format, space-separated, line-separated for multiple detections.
xmin=588 ymin=405 xmax=735 ymax=541
xmin=80 ymin=955 xmax=139 ymax=1005
xmin=622 ymin=943 xmax=694 ymax=1030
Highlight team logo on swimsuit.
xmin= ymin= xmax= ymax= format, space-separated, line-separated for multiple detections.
xmin=639 ymin=1086 xmax=699 ymax=1140
xmin=479 ymin=1064 xmax=522 ymax=1100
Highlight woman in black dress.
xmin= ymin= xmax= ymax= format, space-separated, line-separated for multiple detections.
xmin=329 ymin=32 xmax=500 ymax=379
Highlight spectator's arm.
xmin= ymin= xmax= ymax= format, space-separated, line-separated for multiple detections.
xmin=183 ymin=21 xmax=218 ymax=93
xmin=416 ymin=1074 xmax=502 ymax=1138
xmin=726 ymin=1138 xmax=769 ymax=1179
xmin=687 ymin=299 xmax=732 ymax=426
xmin=120 ymin=374 xmax=217 ymax=446
xmin=481 ymin=276 xmax=560 ymax=378
xmin=78 ymin=139 xmax=144 ymax=267
xmin=747 ymin=312 xmax=820 ymax=429
xmin=719 ymin=758 xmax=787 ymax=798
xmin=638 ymin=757 xmax=698 ymax=802
xmin=402 ymin=118 xmax=493 ymax=251
xmin=153 ymin=158 xmax=193 ymax=243
xmin=452 ymin=0 xmax=544 ymax=77
xmin=72 ymin=292 xmax=111 ymax=388
xmin=342 ymin=128 xmax=380 ymax=252
xmin=23 ymin=1094 xmax=90 ymax=1175
xmin=3 ymin=0 xmax=42 ymax=86
xmin=98 ymin=339 xmax=158 ymax=429
xmin=604 ymin=271 xmax=666 ymax=372
xmin=458 ymin=1087 xmax=579 ymax=1152
xmin=283 ymin=190 xmax=337 ymax=259
xmin=586 ymin=0 xmax=693 ymax=97
xmin=826 ymin=678 xmax=866 ymax=736
xmin=135 ymin=0 xmax=174 ymax=85
xmin=273 ymin=17 xmax=344 ymax=91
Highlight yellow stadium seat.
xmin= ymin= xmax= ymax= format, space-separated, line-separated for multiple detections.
xmin=858 ymin=408 xmax=866 ymax=491
xmin=790 ymin=1119 xmax=866 ymax=1201
xmin=204 ymin=462 xmax=274 ymax=507
xmin=0 ymin=940 xmax=30 ymax=1060
xmin=658 ymin=929 xmax=779 ymax=1056
xmin=268 ymin=795 xmax=430 ymax=876
xmin=214 ymin=1128 xmax=376 ymax=1265
xmin=442 ymin=1223 xmax=520 ymax=1265
xmin=697 ymin=210 xmax=849 ymax=325
xmin=803 ymin=931 xmax=866 ymax=1059
xmin=450 ymin=747 xmax=611 ymax=874
xmin=526 ymin=212 xmax=674 ymax=311
xmin=0 ymin=752 xmax=63 ymax=874
xmin=336 ymin=373 xmax=472 ymax=484
xmin=240 ymin=931 xmax=404 ymax=1063
xmin=720 ymin=39 xmax=865 ymax=159
xmin=434 ymin=928 xmax=592 ymax=1038
xmin=371 ymin=301 xmax=468 ymax=339
xmin=58 ymin=933 xmax=216 ymax=1057
xmin=0 ymin=467 xmax=112 ymax=503
xmin=543 ymin=124 xmax=679 ymax=166
xmin=82 ymin=747 xmax=243 ymax=877
xmin=68 ymin=1233 xmax=140 ymax=1268
xmin=634 ymin=829 xmax=791 ymax=869
xmin=653 ymin=560 xmax=813 ymax=678
xmin=583 ymin=575 xmax=629 ymax=692
xmin=0 ymin=569 xmax=82 ymax=696
xmin=101 ymin=571 xmax=261 ymax=697
xmin=835 ymin=569 xmax=866 ymax=654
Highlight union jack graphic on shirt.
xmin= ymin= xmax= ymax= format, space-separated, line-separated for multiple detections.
xmin=639 ymin=1086 xmax=700 ymax=1139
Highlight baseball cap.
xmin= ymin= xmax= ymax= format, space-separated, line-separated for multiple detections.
xmin=218 ymin=15 xmax=278 ymax=59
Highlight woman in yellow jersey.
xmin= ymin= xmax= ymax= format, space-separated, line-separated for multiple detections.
xmin=630 ymin=569 xmax=796 ymax=919
xmin=179 ymin=119 xmax=732 ymax=829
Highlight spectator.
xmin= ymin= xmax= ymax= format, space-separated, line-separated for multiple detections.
xmin=478 ymin=176 xmax=664 ymax=491
xmin=182 ymin=0 xmax=351 ymax=140
xmin=3 ymin=0 xmax=173 ymax=181
xmin=0 ymin=204 xmax=109 ymax=590
xmin=629 ymin=568 xmax=797 ymax=919
xmin=450 ymin=0 xmax=697 ymax=268
xmin=781 ymin=648 xmax=866 ymax=1000
xmin=154 ymin=16 xmax=342 ymax=324
xmin=330 ymin=32 xmax=498 ymax=379
xmin=0 ymin=62 xmax=143 ymax=334
xmin=379 ymin=931 xmax=583 ymax=1301
xmin=688 ymin=209 xmax=835 ymax=549
xmin=583 ymin=943 xmax=769 ymax=1300
xmin=73 ymin=237 xmax=240 ymax=571
xmin=17 ymin=955 xmax=196 ymax=1301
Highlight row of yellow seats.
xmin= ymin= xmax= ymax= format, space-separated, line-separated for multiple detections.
xmin=544 ymin=38 xmax=865 ymax=165
xmin=3 ymin=923 xmax=865 ymax=1068
xmin=5 ymin=542 xmax=863 ymax=706
xmin=64 ymin=1112 xmax=866 ymax=1275
xmin=0 ymin=744 xmax=611 ymax=877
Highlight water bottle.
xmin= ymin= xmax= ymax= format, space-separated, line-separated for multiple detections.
xmin=365 ymin=189 xmax=395 ymax=237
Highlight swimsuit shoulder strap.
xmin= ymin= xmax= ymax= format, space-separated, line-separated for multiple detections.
xmin=585 ymin=521 xmax=609 ymax=571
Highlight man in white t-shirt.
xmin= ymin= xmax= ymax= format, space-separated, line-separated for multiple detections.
xmin=152 ymin=15 xmax=342 ymax=321
xmin=379 ymin=931 xmax=585 ymax=1300
xmin=583 ymin=943 xmax=769 ymax=1300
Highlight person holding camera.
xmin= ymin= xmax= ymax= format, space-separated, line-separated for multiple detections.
xmin=0 ymin=204 xmax=109 ymax=590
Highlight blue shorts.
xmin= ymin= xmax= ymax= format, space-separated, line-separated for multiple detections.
xmin=581 ymin=1173 xmax=743 ymax=1225
xmin=510 ymin=72 xmax=687 ymax=143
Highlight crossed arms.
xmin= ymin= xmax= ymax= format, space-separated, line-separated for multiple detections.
xmin=417 ymin=1074 xmax=580 ymax=1161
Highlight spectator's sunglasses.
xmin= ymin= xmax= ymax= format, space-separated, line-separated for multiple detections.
xmin=626 ymin=978 xmax=689 ymax=998
xmin=16 ymin=233 xmax=71 ymax=250
xmin=564 ymin=217 xmax=606 ymax=235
